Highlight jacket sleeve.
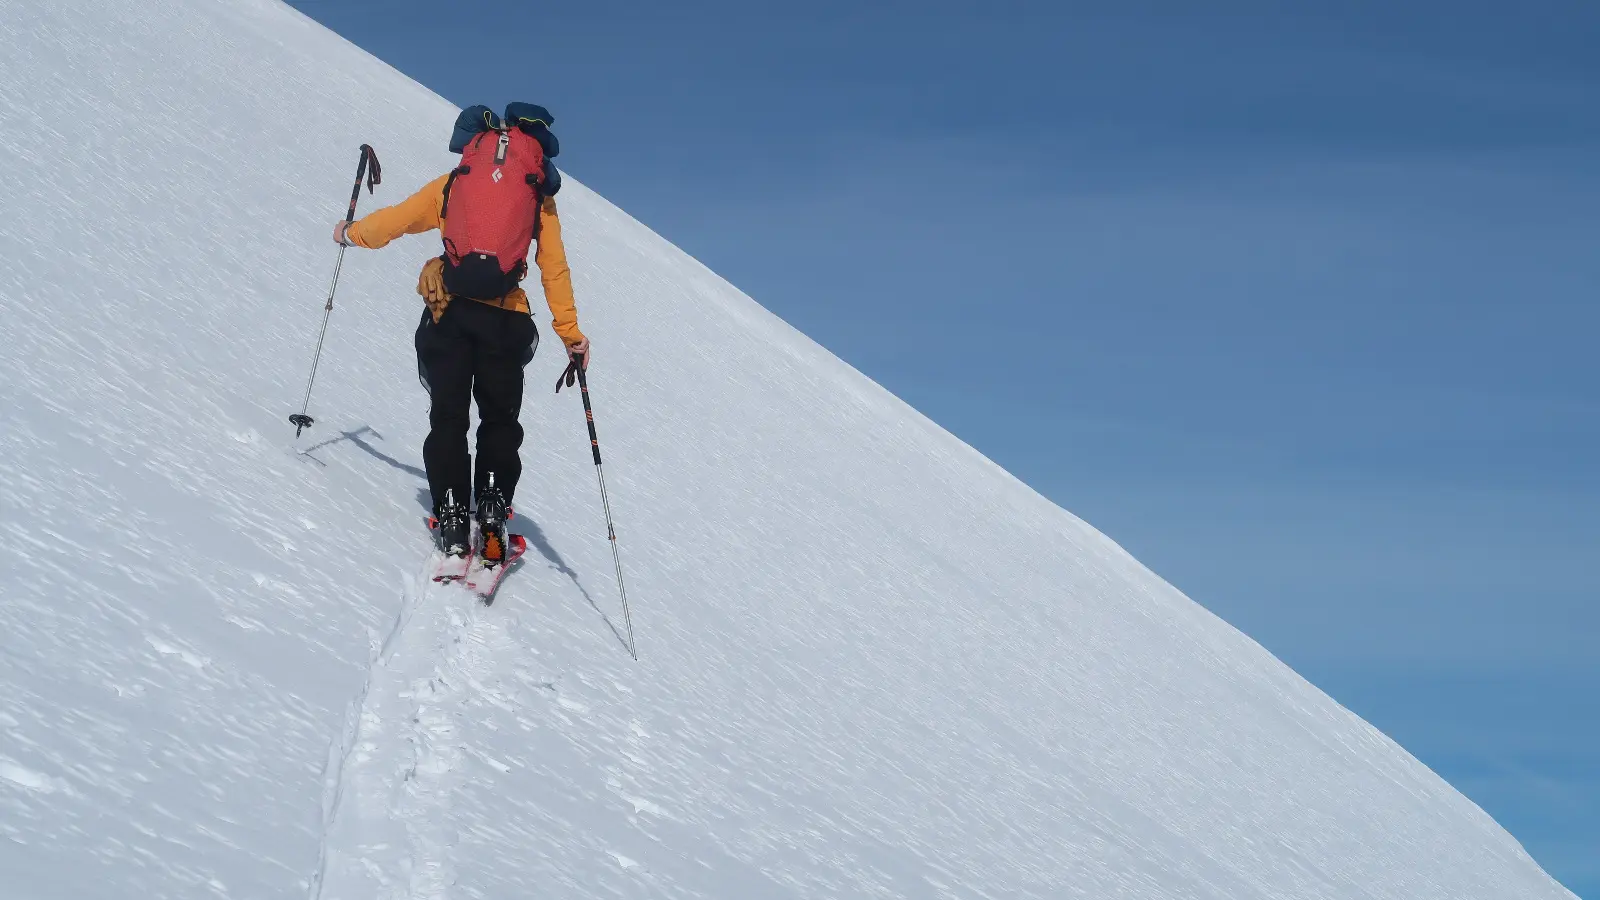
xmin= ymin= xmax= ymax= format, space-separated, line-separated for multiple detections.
xmin=533 ymin=196 xmax=585 ymax=346
xmin=347 ymin=174 xmax=449 ymax=249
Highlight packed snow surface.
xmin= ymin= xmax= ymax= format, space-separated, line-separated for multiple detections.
xmin=0 ymin=0 xmax=1575 ymax=897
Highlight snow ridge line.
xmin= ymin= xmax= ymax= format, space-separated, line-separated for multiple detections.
xmin=308 ymin=557 xmax=435 ymax=900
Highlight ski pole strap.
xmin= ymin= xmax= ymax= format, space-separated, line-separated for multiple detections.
xmin=361 ymin=144 xmax=382 ymax=193
xmin=345 ymin=144 xmax=382 ymax=220
xmin=555 ymin=357 xmax=579 ymax=393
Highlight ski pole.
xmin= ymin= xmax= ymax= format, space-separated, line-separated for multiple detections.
xmin=290 ymin=144 xmax=382 ymax=438
xmin=559 ymin=356 xmax=637 ymax=659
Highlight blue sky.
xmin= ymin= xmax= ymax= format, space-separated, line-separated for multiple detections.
xmin=288 ymin=1 xmax=1597 ymax=892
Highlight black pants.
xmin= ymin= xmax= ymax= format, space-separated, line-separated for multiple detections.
xmin=415 ymin=299 xmax=539 ymax=512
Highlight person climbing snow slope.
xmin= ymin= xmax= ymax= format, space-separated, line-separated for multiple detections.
xmin=333 ymin=102 xmax=587 ymax=568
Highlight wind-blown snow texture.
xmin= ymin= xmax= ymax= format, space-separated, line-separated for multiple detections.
xmin=0 ymin=0 xmax=1575 ymax=898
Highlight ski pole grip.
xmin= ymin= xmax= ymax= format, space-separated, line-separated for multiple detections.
xmin=575 ymin=364 xmax=603 ymax=466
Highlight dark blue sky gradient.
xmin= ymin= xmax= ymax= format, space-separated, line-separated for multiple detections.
xmin=287 ymin=1 xmax=1598 ymax=892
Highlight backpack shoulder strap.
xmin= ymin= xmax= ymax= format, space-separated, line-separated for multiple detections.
xmin=439 ymin=134 xmax=491 ymax=220
xmin=523 ymin=172 xmax=544 ymax=244
xmin=439 ymin=164 xmax=470 ymax=220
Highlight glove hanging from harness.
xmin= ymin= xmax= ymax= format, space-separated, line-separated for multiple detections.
xmin=417 ymin=256 xmax=449 ymax=322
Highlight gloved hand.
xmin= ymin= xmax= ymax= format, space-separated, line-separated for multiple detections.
xmin=332 ymin=221 xmax=355 ymax=246
xmin=417 ymin=257 xmax=450 ymax=322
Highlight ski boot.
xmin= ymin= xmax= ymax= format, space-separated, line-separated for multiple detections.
xmin=476 ymin=473 xmax=512 ymax=569
xmin=431 ymin=489 xmax=472 ymax=558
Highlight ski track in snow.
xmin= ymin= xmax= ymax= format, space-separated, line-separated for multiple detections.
xmin=313 ymin=557 xmax=638 ymax=900
xmin=0 ymin=0 xmax=1579 ymax=897
xmin=311 ymin=560 xmax=485 ymax=900
xmin=308 ymin=562 xmax=424 ymax=900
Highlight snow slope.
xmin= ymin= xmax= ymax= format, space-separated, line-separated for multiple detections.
xmin=0 ymin=0 xmax=1574 ymax=898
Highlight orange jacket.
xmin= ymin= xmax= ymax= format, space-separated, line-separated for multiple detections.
xmin=346 ymin=174 xmax=585 ymax=346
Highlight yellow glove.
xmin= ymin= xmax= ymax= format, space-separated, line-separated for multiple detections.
xmin=417 ymin=257 xmax=450 ymax=322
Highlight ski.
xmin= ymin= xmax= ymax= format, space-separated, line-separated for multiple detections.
xmin=432 ymin=550 xmax=472 ymax=584
xmin=466 ymin=534 xmax=527 ymax=602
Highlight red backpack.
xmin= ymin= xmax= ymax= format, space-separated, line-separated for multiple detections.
xmin=439 ymin=128 xmax=545 ymax=300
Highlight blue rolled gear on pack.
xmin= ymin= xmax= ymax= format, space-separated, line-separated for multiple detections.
xmin=448 ymin=103 xmax=562 ymax=195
